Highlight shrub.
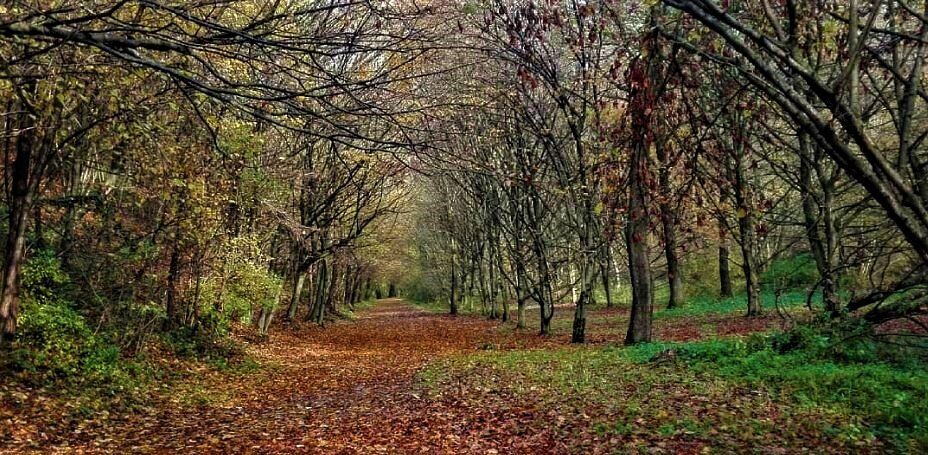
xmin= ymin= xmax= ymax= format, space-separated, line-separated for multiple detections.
xmin=762 ymin=253 xmax=819 ymax=290
xmin=194 ymin=235 xmax=282 ymax=337
xmin=20 ymin=249 xmax=70 ymax=305
xmin=14 ymin=298 xmax=94 ymax=377
xmin=11 ymin=252 xmax=148 ymax=393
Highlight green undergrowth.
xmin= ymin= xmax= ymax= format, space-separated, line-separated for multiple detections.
xmin=341 ymin=298 xmax=379 ymax=320
xmin=3 ymin=252 xmax=156 ymax=409
xmin=657 ymin=290 xmax=817 ymax=319
xmin=410 ymin=298 xmax=484 ymax=315
xmin=2 ymin=251 xmax=263 ymax=418
xmin=418 ymin=324 xmax=928 ymax=451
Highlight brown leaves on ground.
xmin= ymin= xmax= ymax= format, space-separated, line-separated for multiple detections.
xmin=3 ymin=299 xmax=557 ymax=454
xmin=0 ymin=299 xmax=811 ymax=454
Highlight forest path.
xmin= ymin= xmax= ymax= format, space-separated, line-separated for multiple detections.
xmin=90 ymin=298 xmax=550 ymax=454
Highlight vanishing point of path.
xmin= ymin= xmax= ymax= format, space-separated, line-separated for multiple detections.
xmin=72 ymin=299 xmax=556 ymax=454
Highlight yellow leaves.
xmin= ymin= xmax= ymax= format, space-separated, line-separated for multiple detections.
xmin=599 ymin=102 xmax=625 ymax=125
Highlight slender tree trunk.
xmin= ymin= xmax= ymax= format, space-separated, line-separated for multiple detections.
xmin=799 ymin=133 xmax=840 ymax=315
xmin=599 ymin=243 xmax=614 ymax=308
xmin=287 ymin=248 xmax=306 ymax=321
xmin=610 ymin=243 xmax=623 ymax=303
xmin=287 ymin=272 xmax=306 ymax=320
xmin=734 ymin=154 xmax=762 ymax=316
xmin=661 ymin=212 xmax=684 ymax=309
xmin=657 ymin=142 xmax=684 ymax=309
xmin=514 ymin=262 xmax=527 ymax=329
xmin=308 ymin=259 xmax=327 ymax=323
xmin=718 ymin=219 xmax=733 ymax=298
xmin=571 ymin=209 xmax=598 ymax=344
xmin=450 ymin=240 xmax=459 ymax=315
xmin=165 ymin=240 xmax=182 ymax=328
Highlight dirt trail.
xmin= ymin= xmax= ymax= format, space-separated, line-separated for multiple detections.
xmin=78 ymin=299 xmax=553 ymax=454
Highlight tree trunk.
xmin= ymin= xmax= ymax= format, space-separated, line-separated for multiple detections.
xmin=734 ymin=154 xmax=762 ymax=317
xmin=661 ymin=212 xmax=684 ymax=309
xmin=0 ymin=119 xmax=34 ymax=343
xmin=599 ymin=243 xmax=614 ymax=308
xmin=165 ymin=240 xmax=182 ymax=328
xmin=625 ymin=192 xmax=653 ymax=344
xmin=450 ymin=242 xmax=459 ymax=315
xmin=286 ymin=272 xmax=306 ymax=320
xmin=625 ymin=141 xmax=654 ymax=344
xmin=657 ymin=141 xmax=684 ymax=309
xmin=514 ymin=262 xmax=527 ymax=329
xmin=718 ymin=219 xmax=733 ymax=298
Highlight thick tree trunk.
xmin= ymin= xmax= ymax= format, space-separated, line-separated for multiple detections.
xmin=626 ymin=147 xmax=654 ymax=344
xmin=625 ymin=30 xmax=659 ymax=344
xmin=0 ymin=144 xmax=32 ymax=343
xmin=625 ymin=207 xmax=653 ymax=344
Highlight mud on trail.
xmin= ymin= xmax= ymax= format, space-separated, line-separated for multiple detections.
xmin=54 ymin=299 xmax=561 ymax=454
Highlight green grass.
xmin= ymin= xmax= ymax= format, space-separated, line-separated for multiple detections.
xmin=656 ymin=290 xmax=817 ymax=319
xmin=409 ymin=297 xmax=486 ymax=315
xmin=341 ymin=298 xmax=380 ymax=320
xmin=623 ymin=335 xmax=928 ymax=450
xmin=418 ymin=325 xmax=928 ymax=451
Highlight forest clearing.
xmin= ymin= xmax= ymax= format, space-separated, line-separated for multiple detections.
xmin=3 ymin=0 xmax=928 ymax=453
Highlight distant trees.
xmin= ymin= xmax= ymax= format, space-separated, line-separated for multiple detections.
xmin=405 ymin=0 xmax=928 ymax=344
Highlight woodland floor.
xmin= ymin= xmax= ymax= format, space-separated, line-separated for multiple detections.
xmin=1 ymin=298 xmax=904 ymax=454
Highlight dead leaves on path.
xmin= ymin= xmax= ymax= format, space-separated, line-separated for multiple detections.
xmin=1 ymin=299 xmax=822 ymax=454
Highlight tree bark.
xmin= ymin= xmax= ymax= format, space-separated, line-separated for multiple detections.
xmin=0 ymin=109 xmax=35 ymax=343
xmin=287 ymin=272 xmax=306 ymax=320
xmin=718 ymin=219 xmax=733 ymax=297
xmin=165 ymin=239 xmax=182 ymax=328
xmin=625 ymin=178 xmax=653 ymax=344
xmin=734 ymin=153 xmax=762 ymax=316
xmin=657 ymin=142 xmax=683 ymax=309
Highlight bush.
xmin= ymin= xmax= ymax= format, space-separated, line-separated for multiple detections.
xmin=11 ymin=252 xmax=147 ymax=392
xmin=762 ymin=253 xmax=819 ymax=290
xmin=20 ymin=249 xmax=70 ymax=305
xmin=195 ymin=236 xmax=283 ymax=337
xmin=14 ymin=299 xmax=94 ymax=377
xmin=163 ymin=325 xmax=244 ymax=360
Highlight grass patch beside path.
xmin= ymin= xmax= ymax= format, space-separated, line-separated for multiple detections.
xmin=656 ymin=290 xmax=816 ymax=319
xmin=418 ymin=333 xmax=928 ymax=453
